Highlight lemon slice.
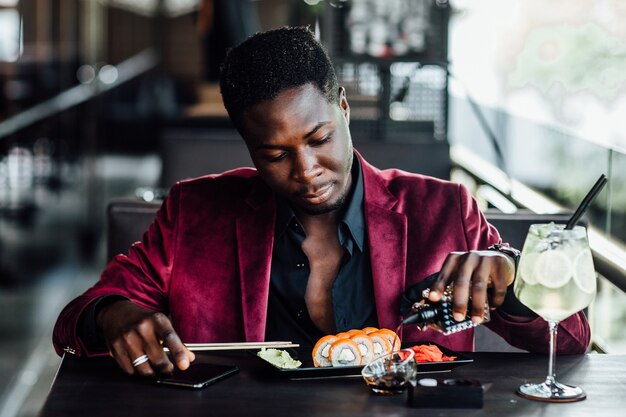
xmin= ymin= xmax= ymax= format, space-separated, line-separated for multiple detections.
xmin=573 ymin=249 xmax=596 ymax=293
xmin=517 ymin=252 xmax=539 ymax=285
xmin=534 ymin=250 xmax=573 ymax=288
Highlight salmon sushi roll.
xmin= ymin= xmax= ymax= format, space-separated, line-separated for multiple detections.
xmin=312 ymin=335 xmax=338 ymax=367
xmin=349 ymin=333 xmax=375 ymax=365
xmin=346 ymin=329 xmax=366 ymax=336
xmin=329 ymin=339 xmax=362 ymax=367
xmin=368 ymin=332 xmax=392 ymax=359
xmin=371 ymin=328 xmax=401 ymax=352
xmin=361 ymin=327 xmax=379 ymax=334
xmin=334 ymin=331 xmax=352 ymax=339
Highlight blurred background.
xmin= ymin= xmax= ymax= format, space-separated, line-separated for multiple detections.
xmin=0 ymin=1 xmax=625 ymax=415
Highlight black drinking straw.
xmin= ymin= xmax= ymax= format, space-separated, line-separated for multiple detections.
xmin=565 ymin=174 xmax=608 ymax=230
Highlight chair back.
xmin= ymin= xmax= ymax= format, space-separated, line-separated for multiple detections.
xmin=159 ymin=129 xmax=451 ymax=190
xmin=106 ymin=199 xmax=161 ymax=261
xmin=354 ymin=140 xmax=450 ymax=180
xmin=485 ymin=210 xmax=578 ymax=250
xmin=159 ymin=128 xmax=252 ymax=189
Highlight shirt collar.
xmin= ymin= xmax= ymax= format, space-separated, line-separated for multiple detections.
xmin=340 ymin=156 xmax=365 ymax=253
xmin=275 ymin=194 xmax=296 ymax=239
xmin=274 ymin=154 xmax=366 ymax=253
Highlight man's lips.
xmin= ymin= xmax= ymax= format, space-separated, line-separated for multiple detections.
xmin=297 ymin=183 xmax=333 ymax=204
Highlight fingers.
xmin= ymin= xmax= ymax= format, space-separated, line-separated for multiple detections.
xmin=449 ymin=253 xmax=478 ymax=322
xmin=429 ymin=252 xmax=464 ymax=302
xmin=108 ymin=329 xmax=157 ymax=376
xmin=108 ymin=335 xmax=137 ymax=375
xmin=470 ymin=260 xmax=491 ymax=323
xmin=141 ymin=318 xmax=174 ymax=375
xmin=430 ymin=250 xmax=513 ymax=324
xmin=490 ymin=252 xmax=514 ymax=307
xmin=105 ymin=312 xmax=189 ymax=377
xmin=153 ymin=313 xmax=195 ymax=371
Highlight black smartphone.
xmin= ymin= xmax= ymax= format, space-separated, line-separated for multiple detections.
xmin=156 ymin=363 xmax=239 ymax=389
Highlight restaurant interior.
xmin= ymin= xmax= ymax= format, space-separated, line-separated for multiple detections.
xmin=1 ymin=1 xmax=625 ymax=416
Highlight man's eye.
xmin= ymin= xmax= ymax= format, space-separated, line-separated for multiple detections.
xmin=268 ymin=152 xmax=287 ymax=162
xmin=311 ymin=134 xmax=332 ymax=146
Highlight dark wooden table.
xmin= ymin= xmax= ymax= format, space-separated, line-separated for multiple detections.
xmin=40 ymin=351 xmax=625 ymax=417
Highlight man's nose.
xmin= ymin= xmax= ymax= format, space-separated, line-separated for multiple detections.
xmin=292 ymin=150 xmax=322 ymax=183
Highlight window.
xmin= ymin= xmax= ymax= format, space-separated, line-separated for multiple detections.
xmin=0 ymin=1 xmax=21 ymax=62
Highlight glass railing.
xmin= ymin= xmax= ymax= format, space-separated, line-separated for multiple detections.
xmin=449 ymin=96 xmax=626 ymax=353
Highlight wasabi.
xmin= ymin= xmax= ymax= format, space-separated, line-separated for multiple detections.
xmin=257 ymin=348 xmax=302 ymax=369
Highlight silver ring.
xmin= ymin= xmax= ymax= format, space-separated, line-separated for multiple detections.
xmin=132 ymin=354 xmax=149 ymax=367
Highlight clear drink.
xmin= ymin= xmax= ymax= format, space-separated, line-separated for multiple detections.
xmin=513 ymin=223 xmax=596 ymax=402
xmin=514 ymin=224 xmax=596 ymax=322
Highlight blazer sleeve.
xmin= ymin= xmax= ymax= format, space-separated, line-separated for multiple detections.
xmin=457 ymin=185 xmax=592 ymax=354
xmin=487 ymin=309 xmax=590 ymax=354
xmin=52 ymin=184 xmax=182 ymax=357
xmin=457 ymin=183 xmax=501 ymax=251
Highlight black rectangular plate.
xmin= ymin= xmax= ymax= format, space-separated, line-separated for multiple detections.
xmin=254 ymin=342 xmax=473 ymax=379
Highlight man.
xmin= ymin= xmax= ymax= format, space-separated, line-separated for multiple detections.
xmin=53 ymin=27 xmax=590 ymax=377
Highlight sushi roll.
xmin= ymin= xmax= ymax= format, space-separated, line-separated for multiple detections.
xmin=312 ymin=335 xmax=338 ymax=367
xmin=361 ymin=327 xmax=379 ymax=334
xmin=334 ymin=331 xmax=352 ymax=339
xmin=368 ymin=332 xmax=392 ymax=359
xmin=346 ymin=329 xmax=366 ymax=336
xmin=349 ymin=333 xmax=375 ymax=365
xmin=371 ymin=328 xmax=401 ymax=352
xmin=329 ymin=339 xmax=362 ymax=367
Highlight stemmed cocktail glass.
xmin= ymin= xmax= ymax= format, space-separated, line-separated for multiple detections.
xmin=514 ymin=223 xmax=596 ymax=402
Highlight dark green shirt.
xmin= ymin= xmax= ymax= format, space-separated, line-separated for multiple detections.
xmin=265 ymin=158 xmax=377 ymax=345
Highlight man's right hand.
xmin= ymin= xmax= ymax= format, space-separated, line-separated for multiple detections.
xmin=96 ymin=300 xmax=195 ymax=376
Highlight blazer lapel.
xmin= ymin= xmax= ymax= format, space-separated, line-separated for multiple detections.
xmin=367 ymin=206 xmax=407 ymax=331
xmin=236 ymin=181 xmax=276 ymax=342
xmin=359 ymin=154 xmax=408 ymax=332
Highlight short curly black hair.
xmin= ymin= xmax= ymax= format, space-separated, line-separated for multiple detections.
xmin=219 ymin=26 xmax=339 ymax=131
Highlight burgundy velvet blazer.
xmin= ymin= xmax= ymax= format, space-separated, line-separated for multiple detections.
xmin=53 ymin=153 xmax=590 ymax=357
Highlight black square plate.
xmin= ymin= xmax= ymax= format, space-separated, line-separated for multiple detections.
xmin=254 ymin=342 xmax=472 ymax=379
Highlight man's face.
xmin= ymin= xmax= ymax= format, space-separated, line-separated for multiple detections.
xmin=240 ymin=83 xmax=354 ymax=216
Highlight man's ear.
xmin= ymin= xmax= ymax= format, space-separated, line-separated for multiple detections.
xmin=338 ymin=86 xmax=350 ymax=125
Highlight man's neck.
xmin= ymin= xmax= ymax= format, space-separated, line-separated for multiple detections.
xmin=298 ymin=210 xmax=342 ymax=235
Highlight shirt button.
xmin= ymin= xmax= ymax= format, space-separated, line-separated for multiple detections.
xmin=297 ymin=310 xmax=304 ymax=318
xmin=296 ymin=263 xmax=305 ymax=268
xmin=293 ymin=222 xmax=299 ymax=228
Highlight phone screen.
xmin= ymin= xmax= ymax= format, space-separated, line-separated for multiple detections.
xmin=156 ymin=363 xmax=239 ymax=389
